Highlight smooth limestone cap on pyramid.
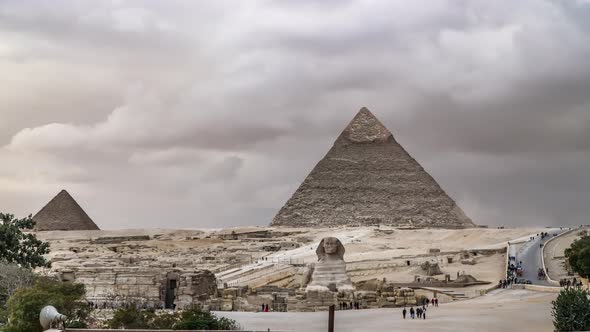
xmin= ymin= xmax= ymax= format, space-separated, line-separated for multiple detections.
xmin=271 ymin=107 xmax=475 ymax=228
xmin=33 ymin=190 xmax=100 ymax=231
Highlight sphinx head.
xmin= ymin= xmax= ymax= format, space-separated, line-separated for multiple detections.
xmin=316 ymin=237 xmax=345 ymax=261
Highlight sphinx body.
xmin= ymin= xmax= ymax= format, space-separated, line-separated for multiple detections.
xmin=306 ymin=237 xmax=354 ymax=291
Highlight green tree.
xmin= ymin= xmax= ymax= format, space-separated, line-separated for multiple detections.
xmin=565 ymin=234 xmax=590 ymax=278
xmin=0 ymin=213 xmax=50 ymax=269
xmin=552 ymin=287 xmax=590 ymax=331
xmin=4 ymin=277 xmax=90 ymax=332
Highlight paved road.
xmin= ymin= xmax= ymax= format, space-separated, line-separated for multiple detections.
xmin=513 ymin=229 xmax=565 ymax=286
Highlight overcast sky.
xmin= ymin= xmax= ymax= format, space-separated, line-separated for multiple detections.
xmin=1 ymin=0 xmax=590 ymax=229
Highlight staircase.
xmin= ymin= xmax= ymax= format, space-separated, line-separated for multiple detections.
xmin=441 ymin=290 xmax=468 ymax=301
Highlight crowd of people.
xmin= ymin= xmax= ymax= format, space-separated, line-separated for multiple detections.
xmin=401 ymin=297 xmax=438 ymax=320
xmin=339 ymin=301 xmax=361 ymax=310
xmin=560 ymin=277 xmax=584 ymax=287
xmin=86 ymin=301 xmax=167 ymax=310
xmin=499 ymin=277 xmax=518 ymax=288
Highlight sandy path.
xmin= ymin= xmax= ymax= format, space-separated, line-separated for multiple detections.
xmin=217 ymin=289 xmax=556 ymax=332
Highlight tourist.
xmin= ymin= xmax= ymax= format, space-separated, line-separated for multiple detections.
xmin=417 ymin=307 xmax=422 ymax=318
xmin=402 ymin=307 xmax=407 ymax=319
xmin=262 ymin=304 xmax=265 ymax=312
xmin=431 ymin=298 xmax=435 ymax=306
xmin=434 ymin=298 xmax=439 ymax=307
xmin=265 ymin=304 xmax=269 ymax=312
xmin=410 ymin=306 xmax=415 ymax=319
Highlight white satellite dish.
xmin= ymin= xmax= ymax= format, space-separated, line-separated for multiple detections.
xmin=39 ymin=305 xmax=67 ymax=330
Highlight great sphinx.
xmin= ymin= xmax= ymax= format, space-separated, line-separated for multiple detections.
xmin=305 ymin=237 xmax=354 ymax=291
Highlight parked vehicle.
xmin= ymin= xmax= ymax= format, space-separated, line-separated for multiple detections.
xmin=515 ymin=278 xmax=532 ymax=284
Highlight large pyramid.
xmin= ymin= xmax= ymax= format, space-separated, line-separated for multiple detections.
xmin=33 ymin=190 xmax=100 ymax=231
xmin=271 ymin=107 xmax=475 ymax=228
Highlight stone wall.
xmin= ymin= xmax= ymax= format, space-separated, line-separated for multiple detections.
xmin=59 ymin=267 xmax=217 ymax=309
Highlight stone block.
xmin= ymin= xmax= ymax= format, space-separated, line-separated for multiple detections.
xmin=221 ymin=299 xmax=234 ymax=311
xmin=116 ymin=276 xmax=137 ymax=284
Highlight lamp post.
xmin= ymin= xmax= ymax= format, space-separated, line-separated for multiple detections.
xmin=328 ymin=304 xmax=335 ymax=332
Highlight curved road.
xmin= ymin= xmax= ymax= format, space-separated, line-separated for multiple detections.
xmin=513 ymin=229 xmax=565 ymax=286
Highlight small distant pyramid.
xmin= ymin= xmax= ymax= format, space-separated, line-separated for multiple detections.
xmin=33 ymin=190 xmax=100 ymax=231
xmin=271 ymin=107 xmax=475 ymax=228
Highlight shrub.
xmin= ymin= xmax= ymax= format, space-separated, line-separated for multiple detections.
xmin=106 ymin=305 xmax=179 ymax=329
xmin=0 ymin=307 xmax=7 ymax=328
xmin=107 ymin=305 xmax=239 ymax=330
xmin=552 ymin=287 xmax=590 ymax=331
xmin=174 ymin=306 xmax=240 ymax=330
xmin=4 ymin=278 xmax=90 ymax=332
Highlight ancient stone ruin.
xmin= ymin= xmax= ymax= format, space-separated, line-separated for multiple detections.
xmin=65 ymin=268 xmax=217 ymax=310
xmin=305 ymin=237 xmax=353 ymax=291
xmin=272 ymin=107 xmax=475 ymax=228
xmin=33 ymin=189 xmax=100 ymax=231
xmin=421 ymin=261 xmax=443 ymax=276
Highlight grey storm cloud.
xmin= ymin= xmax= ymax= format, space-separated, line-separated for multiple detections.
xmin=1 ymin=0 xmax=590 ymax=229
